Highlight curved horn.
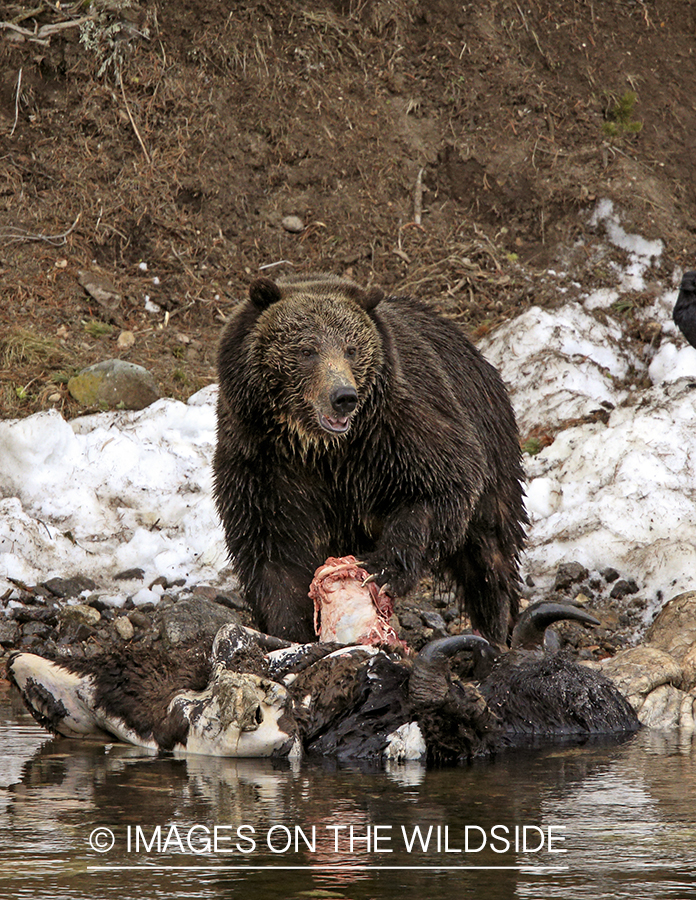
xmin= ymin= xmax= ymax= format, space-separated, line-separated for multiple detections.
xmin=417 ymin=634 xmax=492 ymax=663
xmin=410 ymin=634 xmax=496 ymax=708
xmin=511 ymin=602 xmax=600 ymax=650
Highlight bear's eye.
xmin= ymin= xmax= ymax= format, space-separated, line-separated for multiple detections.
xmin=300 ymin=347 xmax=316 ymax=359
xmin=346 ymin=345 xmax=357 ymax=359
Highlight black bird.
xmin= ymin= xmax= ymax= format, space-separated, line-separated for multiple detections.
xmin=672 ymin=270 xmax=696 ymax=347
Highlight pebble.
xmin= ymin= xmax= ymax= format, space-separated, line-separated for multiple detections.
xmin=128 ymin=610 xmax=151 ymax=630
xmin=77 ymin=269 xmax=121 ymax=311
xmin=60 ymin=604 xmax=102 ymax=627
xmin=610 ymin=579 xmax=640 ymax=599
xmin=602 ymin=567 xmax=620 ymax=583
xmin=117 ymin=330 xmax=136 ymax=350
xmin=281 ymin=215 xmax=305 ymax=233
xmin=114 ymin=568 xmax=146 ymax=582
xmin=0 ymin=620 xmax=21 ymax=646
xmin=114 ymin=616 xmax=135 ymax=641
xmin=43 ymin=575 xmax=99 ymax=598
xmin=420 ymin=610 xmax=448 ymax=636
xmin=553 ymin=561 xmax=589 ymax=591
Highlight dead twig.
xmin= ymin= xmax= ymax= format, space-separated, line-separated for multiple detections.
xmin=413 ymin=167 xmax=424 ymax=226
xmin=10 ymin=68 xmax=22 ymax=137
xmin=259 ymin=260 xmax=295 ymax=271
xmin=0 ymin=214 xmax=81 ymax=246
xmin=0 ymin=16 xmax=92 ymax=46
xmin=119 ymin=71 xmax=152 ymax=165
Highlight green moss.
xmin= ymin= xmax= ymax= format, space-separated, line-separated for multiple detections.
xmin=522 ymin=437 xmax=543 ymax=456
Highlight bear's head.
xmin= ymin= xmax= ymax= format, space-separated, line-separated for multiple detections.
xmin=247 ymin=275 xmax=385 ymax=444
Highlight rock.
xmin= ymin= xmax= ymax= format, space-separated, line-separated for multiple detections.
xmin=78 ymin=269 xmax=122 ymax=311
xmin=553 ymin=562 xmax=589 ymax=591
xmin=602 ymin=567 xmax=620 ymax=583
xmin=58 ymin=621 xmax=98 ymax=644
xmin=397 ymin=610 xmax=422 ymax=631
xmin=114 ymin=616 xmax=135 ymax=641
xmin=645 ymin=591 xmax=696 ymax=667
xmin=638 ymin=684 xmax=696 ymax=729
xmin=420 ymin=610 xmax=448 ymax=636
xmin=154 ymin=597 xmax=240 ymax=648
xmin=0 ymin=619 xmax=20 ymax=646
xmin=59 ymin=604 xmax=102 ymax=628
xmin=43 ymin=575 xmax=99 ymax=598
xmin=127 ymin=610 xmax=151 ymax=630
xmin=68 ymin=359 xmax=160 ymax=410
xmin=10 ymin=607 xmax=58 ymax=626
xmin=85 ymin=596 xmax=110 ymax=613
xmin=21 ymin=622 xmax=54 ymax=640
xmin=114 ymin=568 xmax=145 ymax=582
xmin=597 ymin=646 xmax=683 ymax=706
xmin=281 ymin=215 xmax=304 ymax=233
xmin=610 ymin=578 xmax=639 ymax=599
xmin=117 ymin=330 xmax=135 ymax=350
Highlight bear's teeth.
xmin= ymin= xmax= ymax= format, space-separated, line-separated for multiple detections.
xmin=320 ymin=414 xmax=350 ymax=433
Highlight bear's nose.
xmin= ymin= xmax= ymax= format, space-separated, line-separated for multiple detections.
xmin=330 ymin=386 xmax=358 ymax=416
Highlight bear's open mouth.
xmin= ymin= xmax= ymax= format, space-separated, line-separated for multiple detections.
xmin=319 ymin=413 xmax=351 ymax=434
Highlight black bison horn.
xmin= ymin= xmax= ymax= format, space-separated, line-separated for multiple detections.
xmin=510 ymin=601 xmax=601 ymax=650
xmin=417 ymin=633 xmax=492 ymax=663
xmin=410 ymin=634 xmax=494 ymax=708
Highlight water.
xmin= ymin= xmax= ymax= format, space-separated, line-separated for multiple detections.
xmin=2 ymin=682 xmax=696 ymax=900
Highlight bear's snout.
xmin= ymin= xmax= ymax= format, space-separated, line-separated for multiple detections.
xmin=330 ymin=385 xmax=358 ymax=417
xmin=313 ymin=354 xmax=360 ymax=435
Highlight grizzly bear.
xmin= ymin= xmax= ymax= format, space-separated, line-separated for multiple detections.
xmin=213 ymin=274 xmax=527 ymax=644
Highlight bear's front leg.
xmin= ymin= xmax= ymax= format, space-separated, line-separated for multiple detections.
xmin=362 ymin=502 xmax=446 ymax=597
xmin=214 ymin=445 xmax=331 ymax=642
xmin=247 ymin=557 xmax=318 ymax=643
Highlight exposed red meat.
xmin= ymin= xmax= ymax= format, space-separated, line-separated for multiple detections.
xmin=308 ymin=555 xmax=406 ymax=648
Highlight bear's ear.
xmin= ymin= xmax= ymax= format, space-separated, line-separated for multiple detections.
xmin=343 ymin=284 xmax=384 ymax=311
xmin=359 ymin=286 xmax=385 ymax=311
xmin=249 ymin=278 xmax=283 ymax=310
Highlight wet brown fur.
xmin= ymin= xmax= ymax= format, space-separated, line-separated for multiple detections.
xmin=214 ymin=275 xmax=527 ymax=643
xmin=12 ymin=643 xmax=212 ymax=750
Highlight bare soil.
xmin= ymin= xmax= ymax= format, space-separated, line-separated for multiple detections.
xmin=1 ymin=0 xmax=694 ymax=427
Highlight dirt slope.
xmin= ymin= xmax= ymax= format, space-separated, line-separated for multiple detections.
xmin=1 ymin=0 xmax=694 ymax=423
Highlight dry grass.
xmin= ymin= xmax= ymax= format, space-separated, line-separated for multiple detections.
xmin=0 ymin=329 xmax=66 ymax=368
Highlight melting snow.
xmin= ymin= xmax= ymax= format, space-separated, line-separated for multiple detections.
xmin=0 ymin=201 xmax=695 ymax=618
xmin=0 ymin=385 xmax=227 ymax=595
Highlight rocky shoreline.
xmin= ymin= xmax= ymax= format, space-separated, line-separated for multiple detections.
xmin=0 ymin=558 xmax=649 ymax=665
xmin=3 ymin=559 xmax=695 ymax=735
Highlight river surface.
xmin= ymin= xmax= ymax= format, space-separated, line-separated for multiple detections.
xmin=2 ymin=682 xmax=696 ymax=900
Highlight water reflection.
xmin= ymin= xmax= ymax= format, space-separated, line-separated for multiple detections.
xmin=2 ymin=683 xmax=696 ymax=899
